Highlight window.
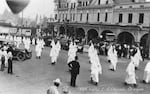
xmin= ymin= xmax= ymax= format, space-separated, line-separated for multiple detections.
xmin=98 ymin=0 xmax=101 ymax=5
xmin=106 ymin=0 xmax=109 ymax=4
xmin=119 ymin=13 xmax=123 ymax=23
xmin=128 ymin=13 xmax=132 ymax=23
xmin=97 ymin=12 xmax=100 ymax=21
xmin=74 ymin=3 xmax=76 ymax=8
xmin=83 ymin=2 xmax=85 ymax=6
xmin=80 ymin=13 xmax=82 ymax=21
xmin=139 ymin=13 xmax=144 ymax=24
xmin=62 ymin=14 xmax=64 ymax=20
xmin=86 ymin=13 xmax=89 ymax=22
xmin=140 ymin=5 xmax=144 ymax=8
xmin=73 ymin=14 xmax=75 ymax=21
xmin=70 ymin=14 xmax=72 ymax=21
xmin=67 ymin=3 xmax=69 ymax=8
xmin=59 ymin=14 xmax=61 ymax=20
xmin=131 ymin=0 xmax=135 ymax=2
xmin=72 ymin=3 xmax=74 ymax=8
xmin=55 ymin=14 xmax=57 ymax=20
xmin=66 ymin=14 xmax=67 ymax=20
xmin=86 ymin=1 xmax=88 ymax=6
xmin=105 ymin=13 xmax=108 ymax=22
xmin=120 ymin=6 xmax=123 ymax=8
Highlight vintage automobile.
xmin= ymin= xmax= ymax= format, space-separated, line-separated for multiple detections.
xmin=0 ymin=38 xmax=32 ymax=61
xmin=59 ymin=38 xmax=84 ymax=52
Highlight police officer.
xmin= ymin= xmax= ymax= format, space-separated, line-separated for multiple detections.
xmin=7 ymin=51 xmax=13 ymax=74
xmin=68 ymin=56 xmax=80 ymax=87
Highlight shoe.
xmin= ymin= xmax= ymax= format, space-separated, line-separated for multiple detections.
xmin=133 ymin=84 xmax=138 ymax=88
xmin=51 ymin=62 xmax=55 ymax=65
xmin=124 ymin=82 xmax=128 ymax=85
xmin=109 ymin=69 xmax=115 ymax=71
xmin=142 ymin=80 xmax=146 ymax=84
xmin=95 ymin=82 xmax=98 ymax=86
xmin=135 ymin=67 xmax=138 ymax=70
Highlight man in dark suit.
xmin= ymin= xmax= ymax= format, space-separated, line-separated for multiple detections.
xmin=68 ymin=56 xmax=80 ymax=87
xmin=8 ymin=52 xmax=13 ymax=74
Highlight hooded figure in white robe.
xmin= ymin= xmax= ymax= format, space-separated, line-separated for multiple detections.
xmin=50 ymin=40 xmax=58 ymax=65
xmin=32 ymin=38 xmax=35 ymax=45
xmin=35 ymin=42 xmax=42 ymax=59
xmin=125 ymin=56 xmax=137 ymax=87
xmin=67 ymin=42 xmax=77 ymax=64
xmin=109 ymin=46 xmax=118 ymax=71
xmin=55 ymin=40 xmax=61 ymax=58
xmin=88 ymin=43 xmax=94 ymax=64
xmin=107 ymin=45 xmax=113 ymax=63
xmin=90 ymin=49 xmax=102 ymax=85
xmin=143 ymin=61 xmax=150 ymax=83
xmin=133 ymin=47 xmax=142 ymax=69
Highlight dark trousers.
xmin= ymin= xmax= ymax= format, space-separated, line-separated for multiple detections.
xmin=70 ymin=73 xmax=78 ymax=87
xmin=8 ymin=61 xmax=13 ymax=74
xmin=1 ymin=60 xmax=5 ymax=71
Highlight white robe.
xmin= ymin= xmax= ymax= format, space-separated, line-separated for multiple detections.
xmin=47 ymin=86 xmax=59 ymax=94
xmin=133 ymin=48 xmax=142 ymax=68
xmin=109 ymin=49 xmax=118 ymax=70
xmin=90 ymin=49 xmax=102 ymax=83
xmin=125 ymin=59 xmax=136 ymax=84
xmin=50 ymin=41 xmax=58 ymax=63
xmin=35 ymin=44 xmax=42 ymax=57
xmin=88 ymin=43 xmax=94 ymax=61
xmin=107 ymin=45 xmax=113 ymax=61
xmin=67 ymin=44 xmax=77 ymax=63
xmin=143 ymin=62 xmax=150 ymax=83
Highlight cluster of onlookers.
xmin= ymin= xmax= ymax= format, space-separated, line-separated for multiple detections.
xmin=0 ymin=43 xmax=13 ymax=74
xmin=96 ymin=42 xmax=147 ymax=60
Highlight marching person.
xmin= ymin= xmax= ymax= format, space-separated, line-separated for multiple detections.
xmin=107 ymin=44 xmax=113 ymax=63
xmin=47 ymin=78 xmax=61 ymax=94
xmin=143 ymin=61 xmax=150 ymax=84
xmin=49 ymin=40 xmax=58 ymax=65
xmin=68 ymin=56 xmax=80 ymax=87
xmin=109 ymin=46 xmax=118 ymax=71
xmin=88 ymin=42 xmax=94 ymax=64
xmin=7 ymin=51 xmax=13 ymax=74
xmin=133 ymin=47 xmax=143 ymax=70
xmin=90 ymin=48 xmax=102 ymax=86
xmin=67 ymin=42 xmax=77 ymax=69
xmin=124 ymin=55 xmax=137 ymax=88
xmin=35 ymin=41 xmax=42 ymax=59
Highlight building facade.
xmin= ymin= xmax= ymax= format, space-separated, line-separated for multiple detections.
xmin=53 ymin=0 xmax=150 ymax=47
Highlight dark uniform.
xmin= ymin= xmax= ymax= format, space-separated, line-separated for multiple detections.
xmin=8 ymin=57 xmax=13 ymax=74
xmin=68 ymin=56 xmax=80 ymax=87
xmin=1 ymin=55 xmax=5 ymax=71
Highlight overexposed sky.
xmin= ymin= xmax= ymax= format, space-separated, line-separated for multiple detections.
xmin=0 ymin=0 xmax=55 ymax=19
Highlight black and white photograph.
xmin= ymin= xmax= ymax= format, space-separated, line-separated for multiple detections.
xmin=0 ymin=0 xmax=150 ymax=94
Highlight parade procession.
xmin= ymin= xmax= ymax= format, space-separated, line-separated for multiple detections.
xmin=1 ymin=0 xmax=150 ymax=94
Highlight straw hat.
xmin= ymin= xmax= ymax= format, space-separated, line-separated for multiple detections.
xmin=53 ymin=78 xmax=61 ymax=84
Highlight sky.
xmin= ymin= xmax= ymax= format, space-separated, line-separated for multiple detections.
xmin=0 ymin=0 xmax=55 ymax=19
xmin=1 ymin=0 xmax=150 ymax=19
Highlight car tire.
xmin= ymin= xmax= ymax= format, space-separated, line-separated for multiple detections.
xmin=26 ymin=52 xmax=32 ymax=59
xmin=17 ymin=52 xmax=26 ymax=61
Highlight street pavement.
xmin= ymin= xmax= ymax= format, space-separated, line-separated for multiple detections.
xmin=0 ymin=45 xmax=150 ymax=94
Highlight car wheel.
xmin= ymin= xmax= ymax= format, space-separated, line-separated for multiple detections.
xmin=17 ymin=52 xmax=25 ymax=61
xmin=26 ymin=52 xmax=32 ymax=59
